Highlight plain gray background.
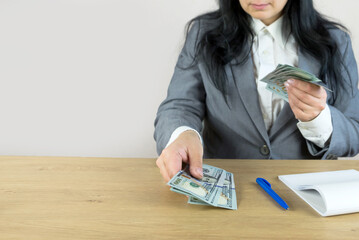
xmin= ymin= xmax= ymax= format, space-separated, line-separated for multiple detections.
xmin=0 ymin=0 xmax=358 ymax=158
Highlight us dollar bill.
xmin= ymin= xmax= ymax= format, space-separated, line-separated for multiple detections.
xmin=212 ymin=171 xmax=237 ymax=210
xmin=187 ymin=196 xmax=210 ymax=206
xmin=168 ymin=164 xmax=226 ymax=205
xmin=168 ymin=164 xmax=237 ymax=210
xmin=260 ymin=64 xmax=332 ymax=102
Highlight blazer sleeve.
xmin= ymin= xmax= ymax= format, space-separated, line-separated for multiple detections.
xmin=154 ymin=21 xmax=206 ymax=155
xmin=307 ymin=32 xmax=359 ymax=159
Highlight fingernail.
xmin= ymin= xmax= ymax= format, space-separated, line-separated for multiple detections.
xmin=287 ymin=79 xmax=293 ymax=84
xmin=196 ymin=167 xmax=203 ymax=178
xmin=284 ymin=82 xmax=289 ymax=88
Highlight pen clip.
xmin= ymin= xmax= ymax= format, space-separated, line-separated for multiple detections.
xmin=256 ymin=178 xmax=271 ymax=188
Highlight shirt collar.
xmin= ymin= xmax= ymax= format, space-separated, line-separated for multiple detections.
xmin=251 ymin=16 xmax=287 ymax=48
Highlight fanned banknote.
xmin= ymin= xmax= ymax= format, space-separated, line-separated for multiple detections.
xmin=168 ymin=164 xmax=237 ymax=210
xmin=260 ymin=64 xmax=332 ymax=102
xmin=212 ymin=171 xmax=237 ymax=209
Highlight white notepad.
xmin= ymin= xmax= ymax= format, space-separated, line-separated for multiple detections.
xmin=278 ymin=169 xmax=359 ymax=217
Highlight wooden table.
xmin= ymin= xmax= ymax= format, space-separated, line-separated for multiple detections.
xmin=0 ymin=156 xmax=358 ymax=239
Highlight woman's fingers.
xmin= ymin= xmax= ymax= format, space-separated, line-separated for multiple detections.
xmin=285 ymin=79 xmax=327 ymax=122
xmin=156 ymin=155 xmax=171 ymax=182
xmin=156 ymin=130 xmax=203 ymax=182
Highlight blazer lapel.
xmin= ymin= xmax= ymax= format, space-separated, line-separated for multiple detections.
xmin=268 ymin=103 xmax=294 ymax=138
xmin=269 ymin=47 xmax=321 ymax=137
xmin=228 ymin=52 xmax=269 ymax=143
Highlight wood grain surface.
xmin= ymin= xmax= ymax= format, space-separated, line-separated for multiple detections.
xmin=0 ymin=156 xmax=358 ymax=239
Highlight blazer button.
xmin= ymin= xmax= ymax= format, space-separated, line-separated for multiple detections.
xmin=260 ymin=145 xmax=270 ymax=156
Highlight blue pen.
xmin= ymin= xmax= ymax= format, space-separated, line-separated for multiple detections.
xmin=256 ymin=178 xmax=289 ymax=210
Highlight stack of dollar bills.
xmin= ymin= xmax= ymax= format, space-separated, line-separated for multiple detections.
xmin=260 ymin=64 xmax=331 ymax=102
xmin=167 ymin=164 xmax=237 ymax=210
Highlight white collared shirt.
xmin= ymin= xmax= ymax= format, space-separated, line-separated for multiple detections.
xmin=166 ymin=17 xmax=333 ymax=149
xmin=251 ymin=17 xmax=295 ymax=130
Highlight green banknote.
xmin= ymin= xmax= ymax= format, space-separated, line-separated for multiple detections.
xmin=168 ymin=164 xmax=237 ymax=210
xmin=187 ymin=197 xmax=210 ymax=206
xmin=212 ymin=171 xmax=237 ymax=210
xmin=260 ymin=64 xmax=332 ymax=102
xmin=188 ymin=171 xmax=237 ymax=210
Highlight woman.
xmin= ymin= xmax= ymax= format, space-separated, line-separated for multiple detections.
xmin=154 ymin=0 xmax=359 ymax=182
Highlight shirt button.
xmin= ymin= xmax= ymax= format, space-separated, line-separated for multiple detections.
xmin=260 ymin=145 xmax=270 ymax=156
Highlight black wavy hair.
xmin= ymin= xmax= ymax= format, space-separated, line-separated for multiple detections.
xmin=185 ymin=0 xmax=349 ymax=103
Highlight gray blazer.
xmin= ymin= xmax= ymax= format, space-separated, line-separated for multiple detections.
xmin=154 ymin=21 xmax=359 ymax=159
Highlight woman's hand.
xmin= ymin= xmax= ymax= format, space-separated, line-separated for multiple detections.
xmin=156 ymin=130 xmax=203 ymax=182
xmin=285 ymin=79 xmax=327 ymax=122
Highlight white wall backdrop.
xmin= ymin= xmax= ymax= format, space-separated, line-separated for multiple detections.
xmin=0 ymin=0 xmax=358 ymax=158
